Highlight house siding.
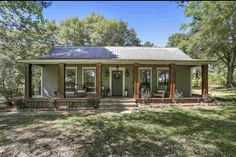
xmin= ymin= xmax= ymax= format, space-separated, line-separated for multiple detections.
xmin=41 ymin=64 xmax=191 ymax=98
xmin=176 ymin=66 xmax=191 ymax=97
xmin=42 ymin=65 xmax=58 ymax=97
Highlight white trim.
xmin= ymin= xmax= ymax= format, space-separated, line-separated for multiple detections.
xmin=82 ymin=67 xmax=96 ymax=93
xmin=41 ymin=66 xmax=43 ymax=97
xmin=65 ymin=66 xmax=78 ymax=85
xmin=109 ymin=67 xmax=125 ymax=96
xmin=190 ymin=68 xmax=192 ymax=96
xmin=156 ymin=67 xmax=169 ymax=90
xmin=139 ymin=67 xmax=152 ymax=92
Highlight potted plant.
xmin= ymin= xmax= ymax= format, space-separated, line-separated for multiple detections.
xmin=125 ymin=88 xmax=128 ymax=97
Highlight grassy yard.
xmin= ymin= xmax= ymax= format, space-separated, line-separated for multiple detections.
xmin=0 ymin=103 xmax=235 ymax=157
xmin=192 ymin=86 xmax=236 ymax=100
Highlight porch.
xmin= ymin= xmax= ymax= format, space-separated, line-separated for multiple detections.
xmin=24 ymin=62 xmax=209 ymax=102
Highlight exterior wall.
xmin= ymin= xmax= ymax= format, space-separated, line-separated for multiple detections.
xmin=42 ymin=65 xmax=58 ymax=97
xmin=41 ymin=64 xmax=191 ymax=98
xmin=176 ymin=66 xmax=191 ymax=97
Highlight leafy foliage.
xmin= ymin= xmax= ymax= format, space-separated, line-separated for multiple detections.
xmin=169 ymin=2 xmax=236 ymax=87
xmin=58 ymin=14 xmax=141 ymax=46
xmin=143 ymin=41 xmax=155 ymax=47
xmin=0 ymin=54 xmax=20 ymax=105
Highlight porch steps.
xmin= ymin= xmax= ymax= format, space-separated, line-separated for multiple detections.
xmin=98 ymin=98 xmax=138 ymax=110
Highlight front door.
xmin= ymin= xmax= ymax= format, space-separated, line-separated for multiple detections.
xmin=112 ymin=71 xmax=123 ymax=96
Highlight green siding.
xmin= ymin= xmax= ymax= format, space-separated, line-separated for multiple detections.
xmin=125 ymin=65 xmax=134 ymax=97
xmin=176 ymin=66 xmax=191 ymax=97
xmin=42 ymin=64 xmax=191 ymax=98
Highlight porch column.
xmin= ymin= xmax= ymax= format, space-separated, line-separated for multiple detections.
xmin=58 ymin=63 xmax=65 ymax=98
xmin=169 ymin=64 xmax=176 ymax=98
xmin=96 ymin=63 xmax=102 ymax=96
xmin=201 ymin=64 xmax=208 ymax=98
xmin=133 ymin=63 xmax=139 ymax=99
xmin=25 ymin=63 xmax=32 ymax=99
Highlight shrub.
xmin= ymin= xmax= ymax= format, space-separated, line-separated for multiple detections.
xmin=140 ymin=89 xmax=152 ymax=104
xmin=86 ymin=98 xmax=100 ymax=109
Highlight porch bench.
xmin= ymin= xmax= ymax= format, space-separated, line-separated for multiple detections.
xmin=153 ymin=90 xmax=165 ymax=98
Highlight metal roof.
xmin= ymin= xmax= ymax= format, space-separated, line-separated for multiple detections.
xmin=38 ymin=46 xmax=193 ymax=61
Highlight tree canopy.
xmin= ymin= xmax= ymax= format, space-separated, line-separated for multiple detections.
xmin=168 ymin=1 xmax=236 ymax=87
xmin=57 ymin=14 xmax=141 ymax=46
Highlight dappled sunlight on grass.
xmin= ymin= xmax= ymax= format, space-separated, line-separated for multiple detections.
xmin=0 ymin=104 xmax=235 ymax=156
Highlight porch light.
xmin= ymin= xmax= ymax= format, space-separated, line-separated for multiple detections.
xmin=125 ymin=69 xmax=129 ymax=77
xmin=105 ymin=69 xmax=109 ymax=77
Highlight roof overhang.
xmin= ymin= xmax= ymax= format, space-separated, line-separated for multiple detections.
xmin=18 ymin=59 xmax=214 ymax=66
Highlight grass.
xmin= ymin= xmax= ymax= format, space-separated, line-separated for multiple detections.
xmin=192 ymin=86 xmax=236 ymax=100
xmin=0 ymin=103 xmax=235 ymax=157
xmin=0 ymin=88 xmax=235 ymax=156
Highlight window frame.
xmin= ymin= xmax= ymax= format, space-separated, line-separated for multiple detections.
xmin=82 ymin=67 xmax=96 ymax=94
xmin=139 ymin=67 xmax=152 ymax=92
xmin=65 ymin=67 xmax=78 ymax=87
xmin=156 ymin=67 xmax=169 ymax=91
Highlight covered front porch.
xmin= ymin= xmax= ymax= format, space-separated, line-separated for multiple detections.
xmin=24 ymin=61 xmax=209 ymax=102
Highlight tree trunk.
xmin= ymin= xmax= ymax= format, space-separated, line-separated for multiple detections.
xmin=226 ymin=60 xmax=235 ymax=88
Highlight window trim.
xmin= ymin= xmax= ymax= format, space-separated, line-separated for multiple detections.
xmin=156 ymin=67 xmax=169 ymax=91
xmin=65 ymin=67 xmax=78 ymax=86
xmin=82 ymin=67 xmax=96 ymax=94
xmin=139 ymin=67 xmax=152 ymax=92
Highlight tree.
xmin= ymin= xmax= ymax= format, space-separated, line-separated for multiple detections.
xmin=0 ymin=1 xmax=55 ymax=98
xmin=143 ymin=41 xmax=155 ymax=47
xmin=126 ymin=28 xmax=141 ymax=46
xmin=57 ymin=13 xmax=141 ymax=46
xmin=0 ymin=54 xmax=19 ymax=105
xmin=172 ymin=2 xmax=236 ymax=87
xmin=58 ymin=17 xmax=85 ymax=46
xmin=0 ymin=1 xmax=51 ymax=30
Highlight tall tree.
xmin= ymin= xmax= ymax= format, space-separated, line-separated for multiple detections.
xmin=0 ymin=1 xmax=55 ymax=95
xmin=126 ymin=28 xmax=141 ymax=46
xmin=58 ymin=13 xmax=141 ymax=46
xmin=172 ymin=1 xmax=236 ymax=87
xmin=58 ymin=17 xmax=85 ymax=46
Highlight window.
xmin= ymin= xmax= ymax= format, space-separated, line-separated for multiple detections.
xmin=139 ymin=68 xmax=152 ymax=92
xmin=82 ymin=67 xmax=96 ymax=93
xmin=157 ymin=68 xmax=169 ymax=91
xmin=65 ymin=67 xmax=77 ymax=91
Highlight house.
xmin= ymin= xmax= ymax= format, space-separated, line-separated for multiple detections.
xmin=20 ymin=46 xmax=212 ymax=103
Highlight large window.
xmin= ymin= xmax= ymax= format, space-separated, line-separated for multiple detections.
xmin=65 ymin=67 xmax=77 ymax=91
xmin=139 ymin=68 xmax=152 ymax=92
xmin=157 ymin=68 xmax=169 ymax=91
xmin=82 ymin=67 xmax=96 ymax=93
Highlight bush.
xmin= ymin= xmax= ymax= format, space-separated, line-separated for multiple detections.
xmin=140 ymin=89 xmax=152 ymax=104
xmin=87 ymin=98 xmax=100 ymax=109
xmin=209 ymin=72 xmax=226 ymax=86
xmin=15 ymin=98 xmax=27 ymax=109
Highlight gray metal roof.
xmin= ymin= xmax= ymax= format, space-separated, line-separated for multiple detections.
xmin=38 ymin=46 xmax=193 ymax=61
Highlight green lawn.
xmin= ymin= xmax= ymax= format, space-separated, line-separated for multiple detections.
xmin=192 ymin=87 xmax=236 ymax=100
xmin=0 ymin=103 xmax=235 ymax=156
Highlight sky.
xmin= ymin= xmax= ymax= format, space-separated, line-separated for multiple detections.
xmin=43 ymin=1 xmax=191 ymax=47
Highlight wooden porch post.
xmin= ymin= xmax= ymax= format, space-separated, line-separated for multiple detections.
xmin=96 ymin=63 xmax=102 ymax=97
xmin=169 ymin=64 xmax=176 ymax=98
xmin=25 ymin=63 xmax=32 ymax=99
xmin=201 ymin=64 xmax=208 ymax=98
xmin=133 ymin=63 xmax=139 ymax=99
xmin=58 ymin=63 xmax=65 ymax=98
